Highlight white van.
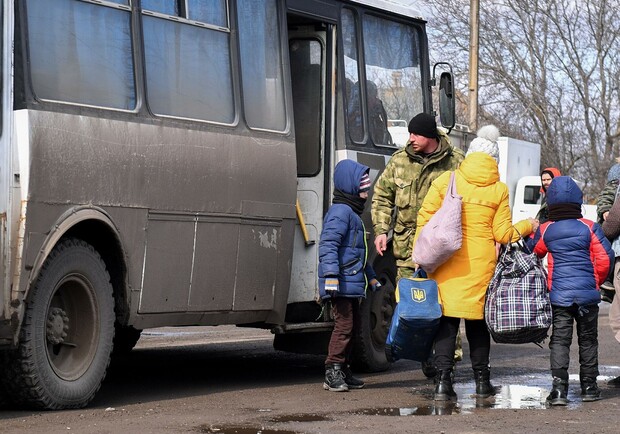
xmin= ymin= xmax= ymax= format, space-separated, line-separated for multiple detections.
xmin=512 ymin=176 xmax=597 ymax=222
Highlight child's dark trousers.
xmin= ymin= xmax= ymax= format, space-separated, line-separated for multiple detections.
xmin=549 ymin=303 xmax=599 ymax=379
xmin=325 ymin=297 xmax=361 ymax=365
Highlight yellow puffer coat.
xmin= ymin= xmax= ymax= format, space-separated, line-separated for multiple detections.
xmin=413 ymin=152 xmax=533 ymax=320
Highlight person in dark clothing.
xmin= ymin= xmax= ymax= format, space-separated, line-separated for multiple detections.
xmin=318 ymin=159 xmax=380 ymax=392
xmin=531 ymin=176 xmax=614 ymax=405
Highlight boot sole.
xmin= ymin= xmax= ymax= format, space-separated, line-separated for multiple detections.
xmin=582 ymin=395 xmax=601 ymax=402
xmin=323 ymin=383 xmax=348 ymax=392
xmin=434 ymin=394 xmax=457 ymax=401
xmin=547 ymin=398 xmax=568 ymax=406
xmin=346 ymin=383 xmax=365 ymax=389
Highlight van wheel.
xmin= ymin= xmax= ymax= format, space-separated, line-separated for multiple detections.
xmin=1 ymin=239 xmax=115 ymax=409
xmin=352 ymin=272 xmax=396 ymax=372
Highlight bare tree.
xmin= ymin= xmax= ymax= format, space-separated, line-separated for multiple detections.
xmin=423 ymin=0 xmax=620 ymax=198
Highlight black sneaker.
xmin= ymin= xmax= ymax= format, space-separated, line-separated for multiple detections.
xmin=323 ymin=364 xmax=349 ymax=392
xmin=342 ymin=365 xmax=365 ymax=389
xmin=581 ymin=377 xmax=602 ymax=402
xmin=546 ymin=377 xmax=568 ymax=406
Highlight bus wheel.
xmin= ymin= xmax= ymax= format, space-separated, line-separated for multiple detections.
xmin=2 ymin=239 xmax=115 ymax=409
xmin=352 ymin=272 xmax=396 ymax=372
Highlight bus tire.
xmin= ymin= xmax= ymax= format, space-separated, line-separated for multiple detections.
xmin=112 ymin=324 xmax=142 ymax=355
xmin=352 ymin=271 xmax=396 ymax=372
xmin=2 ymin=238 xmax=115 ymax=410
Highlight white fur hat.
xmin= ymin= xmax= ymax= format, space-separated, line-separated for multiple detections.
xmin=466 ymin=125 xmax=500 ymax=163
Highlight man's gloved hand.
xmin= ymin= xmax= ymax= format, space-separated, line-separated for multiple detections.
xmin=325 ymin=277 xmax=339 ymax=293
xmin=369 ymin=278 xmax=382 ymax=291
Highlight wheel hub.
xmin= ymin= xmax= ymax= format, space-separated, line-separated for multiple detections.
xmin=47 ymin=307 xmax=69 ymax=345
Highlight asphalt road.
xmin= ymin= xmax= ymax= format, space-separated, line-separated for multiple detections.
xmin=1 ymin=304 xmax=620 ymax=433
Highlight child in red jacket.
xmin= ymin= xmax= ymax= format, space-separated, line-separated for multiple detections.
xmin=531 ymin=176 xmax=614 ymax=405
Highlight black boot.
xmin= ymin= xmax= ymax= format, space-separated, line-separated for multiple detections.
xmin=342 ymin=364 xmax=365 ymax=389
xmin=546 ymin=377 xmax=568 ymax=406
xmin=434 ymin=370 xmax=457 ymax=401
xmin=474 ymin=369 xmax=496 ymax=398
xmin=580 ymin=377 xmax=601 ymax=402
xmin=323 ymin=363 xmax=348 ymax=392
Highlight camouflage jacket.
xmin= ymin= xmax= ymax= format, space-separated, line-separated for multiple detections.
xmin=371 ymin=129 xmax=465 ymax=267
xmin=597 ymin=180 xmax=619 ymax=223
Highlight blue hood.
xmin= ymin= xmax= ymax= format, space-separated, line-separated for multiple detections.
xmin=546 ymin=176 xmax=583 ymax=205
xmin=333 ymin=159 xmax=370 ymax=195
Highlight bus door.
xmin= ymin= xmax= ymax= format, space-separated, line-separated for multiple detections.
xmin=287 ymin=19 xmax=334 ymax=305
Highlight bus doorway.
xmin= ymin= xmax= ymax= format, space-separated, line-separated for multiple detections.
xmin=287 ymin=19 xmax=333 ymax=308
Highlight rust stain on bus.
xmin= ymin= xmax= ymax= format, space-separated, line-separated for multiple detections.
xmin=11 ymin=200 xmax=28 ymax=297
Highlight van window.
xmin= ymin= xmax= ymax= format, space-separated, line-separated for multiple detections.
xmin=524 ymin=185 xmax=542 ymax=205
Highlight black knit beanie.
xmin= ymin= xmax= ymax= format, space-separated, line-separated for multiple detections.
xmin=408 ymin=113 xmax=437 ymax=139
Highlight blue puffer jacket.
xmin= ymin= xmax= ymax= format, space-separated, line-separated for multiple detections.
xmin=318 ymin=160 xmax=376 ymax=299
xmin=531 ymin=176 xmax=614 ymax=307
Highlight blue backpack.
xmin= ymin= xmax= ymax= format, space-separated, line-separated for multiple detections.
xmin=385 ymin=270 xmax=442 ymax=362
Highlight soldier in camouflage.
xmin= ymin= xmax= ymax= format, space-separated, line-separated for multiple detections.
xmin=596 ymin=158 xmax=620 ymax=303
xmin=371 ymin=113 xmax=464 ymax=281
xmin=597 ymin=159 xmax=620 ymax=224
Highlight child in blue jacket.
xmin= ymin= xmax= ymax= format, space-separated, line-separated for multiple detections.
xmin=318 ymin=159 xmax=380 ymax=392
xmin=531 ymin=176 xmax=614 ymax=405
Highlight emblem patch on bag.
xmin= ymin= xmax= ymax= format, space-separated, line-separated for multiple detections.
xmin=411 ymin=287 xmax=427 ymax=302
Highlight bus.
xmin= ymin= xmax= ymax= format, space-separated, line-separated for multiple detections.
xmin=0 ymin=0 xmax=455 ymax=409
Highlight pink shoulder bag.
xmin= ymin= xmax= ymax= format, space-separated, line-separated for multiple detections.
xmin=412 ymin=172 xmax=463 ymax=273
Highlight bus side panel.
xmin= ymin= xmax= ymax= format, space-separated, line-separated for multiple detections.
xmin=189 ymin=219 xmax=238 ymax=311
xmin=22 ymin=110 xmax=297 ymax=326
xmin=140 ymin=216 xmax=194 ymax=313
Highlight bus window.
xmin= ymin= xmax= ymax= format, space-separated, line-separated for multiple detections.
xmin=142 ymin=0 xmax=227 ymax=28
xmin=141 ymin=0 xmax=179 ymax=16
xmin=188 ymin=1 xmax=227 ymax=27
xmin=362 ymin=13 xmax=423 ymax=147
xmin=142 ymin=3 xmax=234 ymax=123
xmin=290 ymin=39 xmax=322 ymax=176
xmin=237 ymin=0 xmax=286 ymax=131
xmin=26 ymin=0 xmax=135 ymax=110
xmin=342 ymin=8 xmax=364 ymax=143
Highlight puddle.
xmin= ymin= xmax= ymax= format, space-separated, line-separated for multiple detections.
xmin=353 ymin=370 xmax=620 ymax=416
xmin=356 ymin=403 xmax=461 ymax=416
xmin=270 ymin=414 xmax=331 ymax=423
xmin=198 ymin=425 xmax=298 ymax=434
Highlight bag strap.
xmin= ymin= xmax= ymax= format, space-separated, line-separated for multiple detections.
xmin=501 ymin=226 xmax=533 ymax=257
xmin=413 ymin=268 xmax=428 ymax=279
xmin=446 ymin=171 xmax=457 ymax=196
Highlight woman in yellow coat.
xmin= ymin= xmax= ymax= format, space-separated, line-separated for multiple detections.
xmin=413 ymin=125 xmax=538 ymax=401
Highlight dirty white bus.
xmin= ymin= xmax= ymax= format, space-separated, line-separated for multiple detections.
xmin=0 ymin=0 xmax=455 ymax=409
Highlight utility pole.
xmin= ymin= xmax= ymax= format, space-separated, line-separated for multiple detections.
xmin=469 ymin=0 xmax=480 ymax=132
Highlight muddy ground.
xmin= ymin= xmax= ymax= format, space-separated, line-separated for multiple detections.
xmin=1 ymin=304 xmax=620 ymax=434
